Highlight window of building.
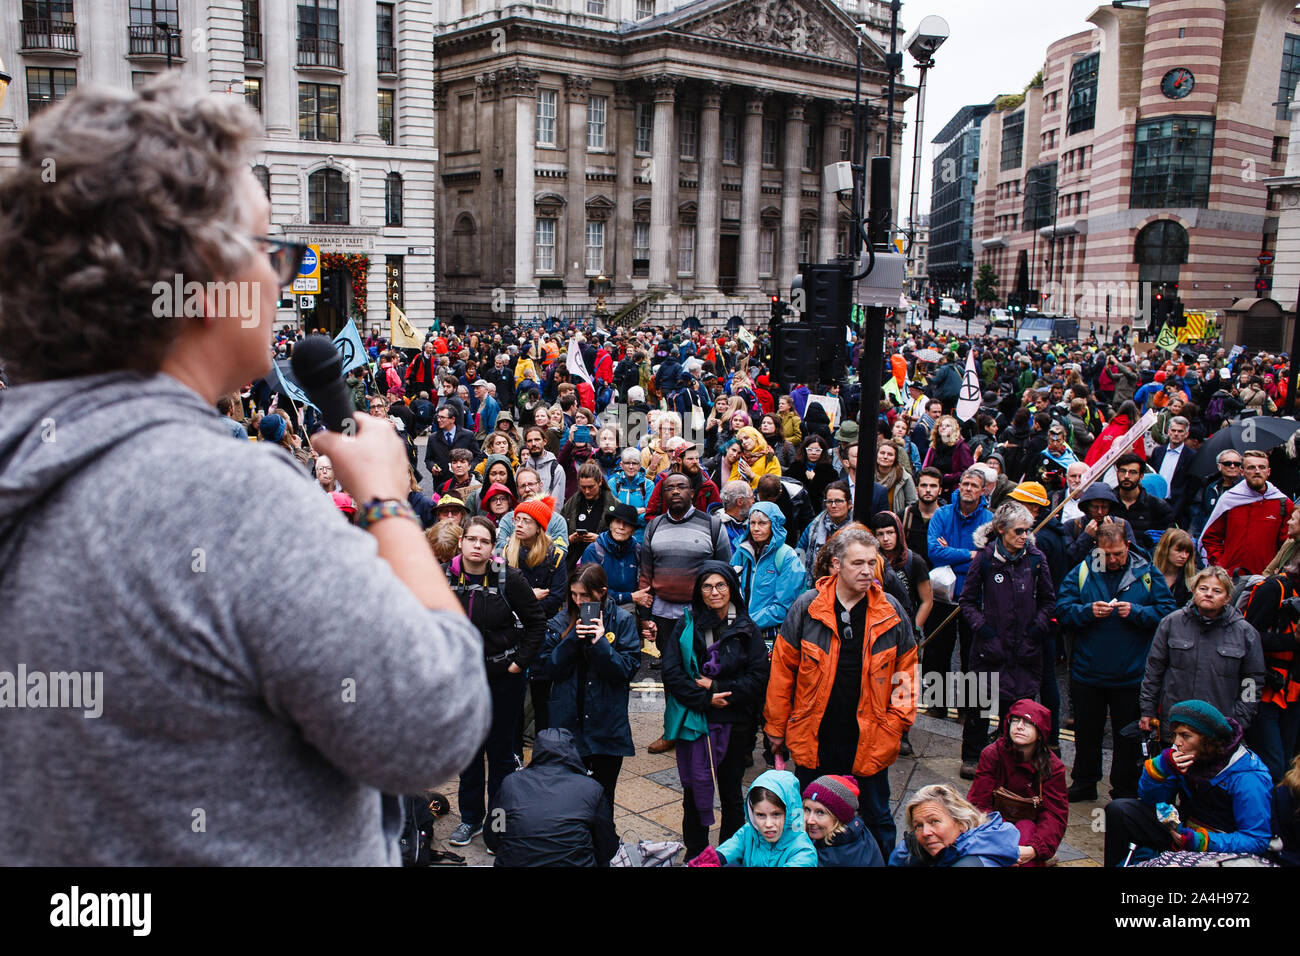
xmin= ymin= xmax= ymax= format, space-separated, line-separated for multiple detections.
xmin=378 ymin=89 xmax=395 ymax=145
xmin=799 ymin=227 xmax=812 ymax=264
xmin=803 ymin=125 xmax=816 ymax=170
xmin=836 ymin=225 xmax=848 ymax=257
xmin=26 ymin=67 xmax=76 ymax=117
xmin=298 ymin=82 xmax=340 ymax=141
xmin=586 ymin=0 xmax=606 ymax=14
xmin=1022 ymin=162 xmax=1057 ymax=230
xmin=722 ymin=114 xmax=738 ymax=163
xmin=839 ymin=127 xmax=851 ymax=162
xmin=297 ymin=0 xmax=340 ymax=68
xmin=242 ymin=1 xmax=262 ymax=60
xmin=585 ymin=220 xmax=605 ymax=273
xmin=679 ymin=109 xmax=697 ymax=160
xmin=1281 ymin=35 xmax=1300 ymax=121
xmin=244 ymin=77 xmax=262 ymax=114
xmin=376 ymin=3 xmax=396 ymax=74
xmin=762 ymin=119 xmax=778 ymax=165
xmin=587 ymin=95 xmax=607 ymax=151
xmin=537 ymin=89 xmax=557 ymax=145
xmin=308 ymin=168 xmax=348 ymax=224
xmin=1000 ymin=111 xmax=1024 ymax=171
xmin=128 ymin=1 xmax=180 ymax=57
xmin=636 ymin=0 xmax=654 ymax=19
xmin=1130 ymin=115 xmax=1215 ymax=209
xmin=385 ymin=172 xmax=403 ymax=226
xmin=759 ymin=227 xmax=776 ymax=274
xmin=1067 ymin=52 xmax=1099 ymax=135
xmin=678 ymin=226 xmax=695 ymax=275
xmin=535 ymin=219 xmax=556 ymax=273
xmin=130 ymin=71 xmax=156 ymax=91
xmin=252 ymin=164 xmax=270 ymax=199
xmin=635 ymin=103 xmax=653 ymax=153
xmin=633 ymin=221 xmax=650 ymax=276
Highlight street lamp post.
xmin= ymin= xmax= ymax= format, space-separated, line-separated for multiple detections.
xmin=903 ymin=16 xmax=950 ymax=259
xmin=156 ymin=19 xmax=176 ymax=69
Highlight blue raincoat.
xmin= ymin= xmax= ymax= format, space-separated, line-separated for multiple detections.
xmin=732 ymin=501 xmax=807 ymax=632
xmin=716 ymin=770 xmax=819 ymax=867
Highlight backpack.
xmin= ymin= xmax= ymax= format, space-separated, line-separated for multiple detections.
xmin=398 ymin=795 xmax=438 ymax=866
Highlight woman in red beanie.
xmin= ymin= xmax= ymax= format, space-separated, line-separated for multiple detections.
xmin=506 ymin=495 xmax=568 ymax=743
xmin=966 ymin=699 xmax=1069 ymax=866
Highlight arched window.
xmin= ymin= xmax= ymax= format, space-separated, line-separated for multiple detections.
xmin=308 ymin=168 xmax=348 ymax=224
xmin=385 ymin=172 xmax=403 ymax=227
xmin=452 ymin=213 xmax=477 ymax=276
xmin=252 ymin=164 xmax=270 ymax=200
xmin=1134 ymin=220 xmax=1188 ymax=266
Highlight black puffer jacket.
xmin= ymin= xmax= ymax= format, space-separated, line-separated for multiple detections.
xmin=661 ymin=561 xmax=769 ymax=727
xmin=489 ymin=728 xmax=618 ymax=867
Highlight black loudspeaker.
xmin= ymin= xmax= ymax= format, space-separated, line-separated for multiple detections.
xmin=801 ymin=263 xmax=850 ymax=383
xmin=775 ymin=324 xmax=819 ymax=388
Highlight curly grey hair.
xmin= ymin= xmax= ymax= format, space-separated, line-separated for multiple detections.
xmin=0 ymin=73 xmax=262 ymax=382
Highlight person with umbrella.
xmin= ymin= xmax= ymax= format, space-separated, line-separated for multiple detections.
xmin=1200 ymin=449 xmax=1295 ymax=578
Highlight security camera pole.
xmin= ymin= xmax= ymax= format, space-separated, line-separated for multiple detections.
xmin=904 ymin=16 xmax=951 ymax=259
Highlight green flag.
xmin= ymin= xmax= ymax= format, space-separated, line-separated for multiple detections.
xmin=1155 ymin=324 xmax=1178 ymax=351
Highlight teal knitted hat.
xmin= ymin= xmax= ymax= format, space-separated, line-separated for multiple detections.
xmin=1167 ymin=700 xmax=1233 ymax=741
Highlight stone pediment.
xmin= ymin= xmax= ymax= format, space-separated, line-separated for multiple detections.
xmin=674 ymin=0 xmax=865 ymax=63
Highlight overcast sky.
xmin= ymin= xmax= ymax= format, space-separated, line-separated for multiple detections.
xmin=889 ymin=0 xmax=1106 ymax=223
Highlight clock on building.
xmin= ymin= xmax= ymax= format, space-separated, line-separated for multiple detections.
xmin=1161 ymin=68 xmax=1195 ymax=99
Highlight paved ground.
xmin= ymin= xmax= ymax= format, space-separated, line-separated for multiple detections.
xmin=427 ymin=683 xmax=1114 ymax=867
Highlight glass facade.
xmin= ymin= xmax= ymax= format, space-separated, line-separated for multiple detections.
xmin=1279 ymin=35 xmax=1300 ymax=121
xmin=1130 ymin=116 xmax=1214 ymax=209
xmin=1066 ymin=52 xmax=1098 ymax=135
xmin=1023 ymin=162 xmax=1058 ymax=230
xmin=1000 ymin=111 xmax=1024 ymax=171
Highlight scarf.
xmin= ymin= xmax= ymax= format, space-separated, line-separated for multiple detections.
xmin=1197 ymin=480 xmax=1288 ymax=554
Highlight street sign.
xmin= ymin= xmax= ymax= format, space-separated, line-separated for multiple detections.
xmin=1258 ymin=253 xmax=1275 ymax=266
xmin=292 ymin=244 xmax=320 ymax=294
xmin=298 ymin=295 xmax=315 ymax=309
xmin=1256 ymin=277 xmax=1272 ymax=293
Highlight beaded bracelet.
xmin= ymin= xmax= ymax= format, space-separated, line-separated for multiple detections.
xmin=355 ymin=498 xmax=419 ymax=531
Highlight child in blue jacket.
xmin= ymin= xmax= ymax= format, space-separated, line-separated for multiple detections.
xmin=687 ymin=771 xmax=817 ymax=867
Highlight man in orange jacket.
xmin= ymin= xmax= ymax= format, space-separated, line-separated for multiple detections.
xmin=764 ymin=523 xmax=918 ymax=858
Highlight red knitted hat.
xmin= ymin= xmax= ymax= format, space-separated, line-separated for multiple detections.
xmin=514 ymin=495 xmax=556 ymax=530
xmin=802 ymin=774 xmax=859 ymax=825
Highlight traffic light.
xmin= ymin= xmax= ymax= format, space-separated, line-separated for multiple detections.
xmin=800 ymin=264 xmax=851 ymax=384
xmin=770 ymin=295 xmax=786 ymax=321
xmin=1152 ymin=291 xmax=1165 ymax=326
xmin=1008 ymin=296 xmax=1022 ymax=317
xmin=928 ymin=297 xmax=940 ymax=320
xmin=1169 ymin=298 xmax=1186 ymax=329
xmin=774 ymin=324 xmax=819 ymax=387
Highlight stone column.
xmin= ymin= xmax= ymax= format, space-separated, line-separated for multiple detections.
xmin=263 ymin=0 xmax=296 ymax=137
xmin=500 ymin=68 xmax=540 ymax=298
xmin=819 ymin=101 xmax=846 ymax=261
xmin=737 ymin=90 xmax=767 ymax=294
xmin=695 ymin=81 xmax=725 ymax=294
xmin=564 ymin=75 xmax=591 ymax=288
xmin=779 ymin=95 xmax=808 ymax=288
xmin=613 ymin=82 xmax=636 ymax=294
xmin=476 ymin=73 xmax=499 ymax=290
xmin=350 ymin=0 xmax=383 ymax=143
xmin=649 ymin=75 xmax=679 ymax=290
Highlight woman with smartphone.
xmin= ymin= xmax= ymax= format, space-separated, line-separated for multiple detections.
xmin=535 ymin=565 xmax=641 ymax=813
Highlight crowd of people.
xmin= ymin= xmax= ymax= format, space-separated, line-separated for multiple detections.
xmin=222 ymin=311 xmax=1300 ymax=869
xmin=5 ymin=75 xmax=1300 ymax=870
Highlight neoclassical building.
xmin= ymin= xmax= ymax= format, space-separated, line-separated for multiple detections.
xmin=431 ymin=0 xmax=911 ymax=325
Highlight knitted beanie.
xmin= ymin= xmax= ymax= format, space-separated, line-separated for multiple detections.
xmin=1167 ymin=700 xmax=1233 ymax=741
xmin=802 ymin=774 xmax=859 ymax=825
xmin=514 ymin=494 xmax=556 ymax=530
xmin=258 ymin=414 xmax=287 ymax=443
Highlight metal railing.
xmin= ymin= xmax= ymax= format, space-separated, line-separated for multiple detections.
xmin=20 ymin=18 xmax=77 ymax=52
xmin=377 ymin=45 xmax=396 ymax=74
xmin=244 ymin=30 xmax=263 ymax=61
xmin=297 ymin=37 xmax=343 ymax=69
xmin=127 ymin=24 xmax=182 ymax=58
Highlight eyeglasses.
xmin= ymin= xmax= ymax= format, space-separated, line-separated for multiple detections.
xmin=462 ymin=536 xmax=493 ymax=547
xmin=252 ymin=235 xmax=310 ymax=285
xmin=1221 ymin=460 xmax=1242 ymax=468
xmin=1007 ymin=527 xmax=1030 ymax=536
xmin=825 ymin=497 xmax=848 ymax=505
xmin=700 ymin=582 xmax=730 ymax=593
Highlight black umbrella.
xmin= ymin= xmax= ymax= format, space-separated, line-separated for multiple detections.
xmin=1189 ymin=415 xmax=1300 ymax=478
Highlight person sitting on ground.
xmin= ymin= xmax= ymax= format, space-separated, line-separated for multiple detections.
xmin=802 ymin=775 xmax=884 ymax=867
xmin=1103 ymin=699 xmax=1273 ymax=866
xmin=888 ymin=784 xmax=1021 ymax=867
xmin=966 ymin=699 xmax=1068 ymax=867
xmin=487 ymin=727 xmax=619 ymax=867
xmin=687 ymin=771 xmax=817 ymax=867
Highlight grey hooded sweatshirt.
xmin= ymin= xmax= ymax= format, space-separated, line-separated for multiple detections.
xmin=0 ymin=372 xmax=490 ymax=865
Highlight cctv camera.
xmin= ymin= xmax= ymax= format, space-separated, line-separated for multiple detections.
xmin=904 ymin=14 xmax=950 ymax=63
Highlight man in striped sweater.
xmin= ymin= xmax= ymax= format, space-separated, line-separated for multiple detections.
xmin=634 ymin=472 xmax=732 ymax=753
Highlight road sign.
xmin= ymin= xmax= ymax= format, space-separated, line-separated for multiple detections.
xmin=1256 ymin=277 xmax=1272 ymax=293
xmin=292 ymin=244 xmax=320 ymax=294
xmin=1258 ymin=253 xmax=1275 ymax=266
xmin=297 ymin=295 xmax=315 ymax=309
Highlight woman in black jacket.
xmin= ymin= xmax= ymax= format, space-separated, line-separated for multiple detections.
xmin=786 ymin=434 xmax=838 ymax=513
xmin=661 ymin=561 xmax=769 ymax=860
xmin=535 ymin=564 xmax=641 ymax=812
xmin=443 ymin=516 xmax=547 ymax=849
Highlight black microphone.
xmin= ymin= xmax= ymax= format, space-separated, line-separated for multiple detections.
xmin=290 ymin=335 xmax=356 ymax=432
